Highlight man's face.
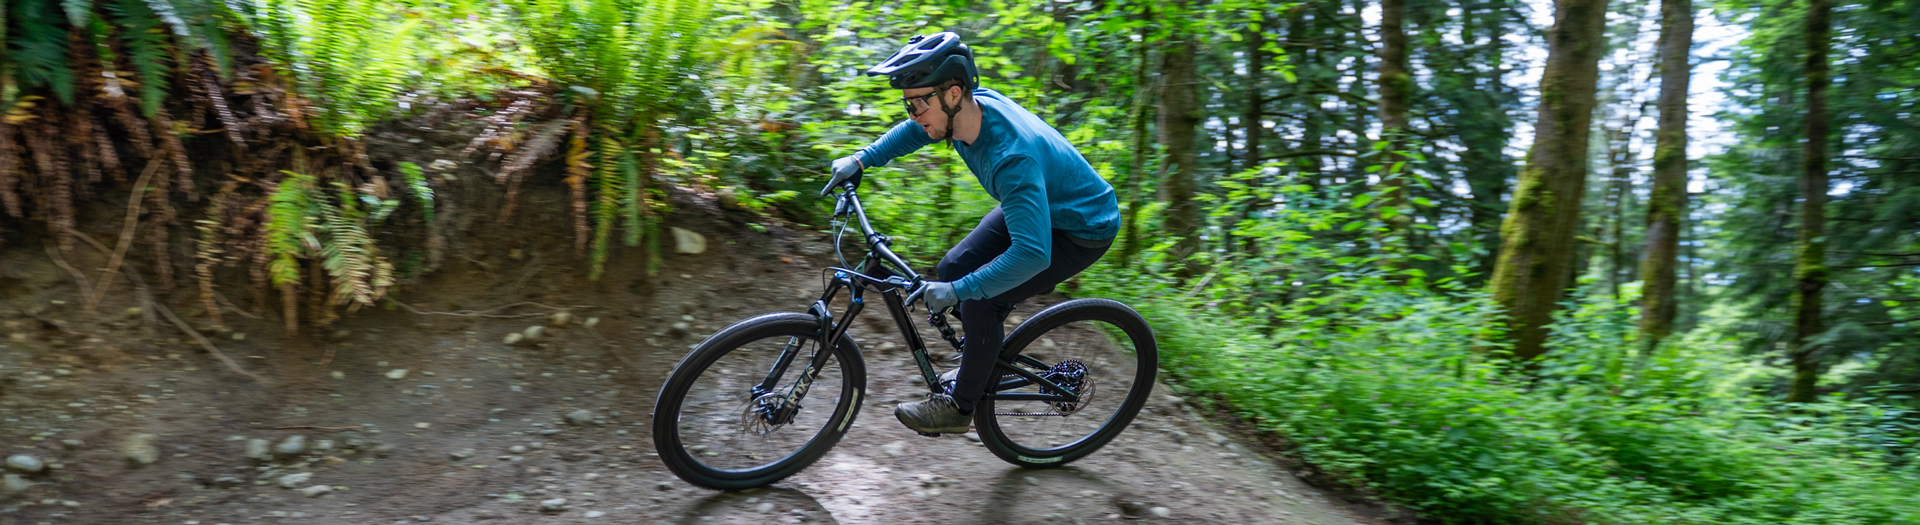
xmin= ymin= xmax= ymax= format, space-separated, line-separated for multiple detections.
xmin=902 ymin=86 xmax=955 ymax=140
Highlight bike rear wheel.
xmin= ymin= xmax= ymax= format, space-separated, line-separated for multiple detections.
xmin=973 ymin=298 xmax=1157 ymax=468
xmin=651 ymin=312 xmax=866 ymax=490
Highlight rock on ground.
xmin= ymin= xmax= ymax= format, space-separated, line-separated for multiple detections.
xmin=566 ymin=410 xmax=595 ymax=426
xmin=275 ymin=436 xmax=307 ymax=457
xmin=4 ymin=455 xmax=43 ymax=474
xmin=278 ymin=472 xmax=313 ymax=488
xmin=121 ymin=434 xmax=159 ymax=465
xmin=672 ymin=227 xmax=707 ymax=254
xmin=2 ymin=474 xmax=30 ymax=496
xmin=245 ymin=439 xmax=271 ymax=461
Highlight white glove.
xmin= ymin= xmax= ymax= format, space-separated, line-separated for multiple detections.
xmin=820 ymin=155 xmax=864 ymax=196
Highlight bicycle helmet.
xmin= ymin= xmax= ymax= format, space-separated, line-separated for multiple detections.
xmin=865 ymin=32 xmax=979 ymax=90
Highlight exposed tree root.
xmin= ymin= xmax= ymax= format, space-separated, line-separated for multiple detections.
xmin=87 ymin=158 xmax=164 ymax=313
xmin=69 ymin=227 xmax=264 ymax=383
xmin=44 ymin=242 xmax=94 ymax=300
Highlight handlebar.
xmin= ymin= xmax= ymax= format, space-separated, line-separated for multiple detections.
xmin=825 ymin=173 xmax=927 ymax=306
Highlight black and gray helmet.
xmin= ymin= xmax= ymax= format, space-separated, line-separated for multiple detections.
xmin=865 ymin=32 xmax=979 ymax=90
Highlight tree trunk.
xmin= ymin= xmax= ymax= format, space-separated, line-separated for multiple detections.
xmin=1230 ymin=18 xmax=1267 ymax=256
xmin=1788 ymin=0 xmax=1831 ymax=403
xmin=1377 ymin=0 xmax=1413 ymax=246
xmin=1604 ymin=101 xmax=1644 ymax=299
xmin=1487 ymin=0 xmax=1612 ymax=361
xmin=1158 ymin=9 xmax=1203 ymax=279
xmin=1243 ymin=20 xmax=1265 ymax=176
xmin=1637 ymin=0 xmax=1692 ymax=354
xmin=1119 ymin=6 xmax=1154 ymax=267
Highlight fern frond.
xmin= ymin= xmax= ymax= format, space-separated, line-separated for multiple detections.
xmin=588 ymin=136 xmax=622 ymax=280
xmin=13 ymin=0 xmax=76 ymax=104
xmin=318 ymin=184 xmax=391 ymax=308
xmin=264 ymin=171 xmax=314 ymax=288
xmin=565 ymin=116 xmax=590 ymax=254
xmin=397 ymin=161 xmax=432 ymax=223
xmin=63 ymin=0 xmax=92 ymax=27
xmin=144 ymin=0 xmax=231 ymax=75
xmin=110 ymin=0 xmax=171 ymax=117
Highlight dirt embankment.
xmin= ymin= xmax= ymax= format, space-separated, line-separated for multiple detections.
xmin=0 ymin=120 xmax=1409 ymax=524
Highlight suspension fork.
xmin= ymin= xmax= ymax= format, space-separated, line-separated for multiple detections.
xmin=756 ymin=270 xmax=865 ymax=410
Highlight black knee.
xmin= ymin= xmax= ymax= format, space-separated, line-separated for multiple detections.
xmin=936 ymin=256 xmax=965 ymax=283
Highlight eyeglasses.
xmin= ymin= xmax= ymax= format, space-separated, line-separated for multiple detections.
xmin=901 ymin=92 xmax=939 ymax=119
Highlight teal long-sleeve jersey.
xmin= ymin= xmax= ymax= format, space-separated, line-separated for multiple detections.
xmin=855 ymin=88 xmax=1120 ymax=301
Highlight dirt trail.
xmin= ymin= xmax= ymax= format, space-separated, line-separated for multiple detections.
xmin=0 ymin=185 xmax=1393 ymax=525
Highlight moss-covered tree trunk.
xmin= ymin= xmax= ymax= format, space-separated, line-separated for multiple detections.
xmin=1487 ymin=0 xmax=1611 ymax=360
xmin=1157 ymin=5 xmax=1203 ymax=279
xmin=1637 ymin=0 xmax=1692 ymax=355
xmin=1788 ymin=0 xmax=1831 ymax=403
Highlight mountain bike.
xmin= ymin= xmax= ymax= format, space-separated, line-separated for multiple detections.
xmin=651 ymin=172 xmax=1158 ymax=490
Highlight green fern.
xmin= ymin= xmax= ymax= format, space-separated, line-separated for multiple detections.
xmin=265 ymin=171 xmax=315 ymax=288
xmin=588 ymin=136 xmax=623 ymax=280
xmin=109 ymin=0 xmax=172 ymax=116
xmin=319 ymin=183 xmax=393 ymax=308
xmin=12 ymin=0 xmax=76 ymax=104
xmin=398 ymin=161 xmax=433 ymax=224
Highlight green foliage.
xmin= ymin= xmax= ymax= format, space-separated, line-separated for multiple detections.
xmin=11 ymin=0 xmax=76 ymax=104
xmin=265 ymin=171 xmax=316 ymax=288
xmin=398 ymin=161 xmax=433 ymax=224
xmin=244 ymin=0 xmax=418 ymax=135
xmin=108 ymin=0 xmax=173 ymax=116
xmin=320 ymin=183 xmax=395 ymax=308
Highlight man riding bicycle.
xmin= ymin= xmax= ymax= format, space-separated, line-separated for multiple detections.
xmin=822 ymin=32 xmax=1120 ymax=435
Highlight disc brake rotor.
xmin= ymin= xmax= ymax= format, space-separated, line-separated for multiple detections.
xmin=738 ymin=392 xmax=798 ymax=435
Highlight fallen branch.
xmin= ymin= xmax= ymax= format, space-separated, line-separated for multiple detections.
xmin=387 ymin=299 xmax=596 ymax=319
xmin=68 ymin=227 xmax=263 ymax=383
xmin=44 ymin=242 xmax=93 ymax=300
xmin=272 ymin=425 xmax=362 ymax=431
xmin=154 ymin=300 xmax=266 ymax=382
xmin=211 ymin=290 xmax=262 ymax=319
xmin=87 ymin=158 xmax=163 ymax=312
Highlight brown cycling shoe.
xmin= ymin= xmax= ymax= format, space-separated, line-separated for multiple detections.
xmin=894 ymin=393 xmax=972 ymax=435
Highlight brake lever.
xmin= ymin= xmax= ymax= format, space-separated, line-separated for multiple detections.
xmin=903 ymin=281 xmax=928 ymax=310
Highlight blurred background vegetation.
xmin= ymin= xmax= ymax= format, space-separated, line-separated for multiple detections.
xmin=1 ymin=0 xmax=1918 ymax=521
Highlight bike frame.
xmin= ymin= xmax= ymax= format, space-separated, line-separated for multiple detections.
xmin=750 ymin=187 xmax=1082 ymax=411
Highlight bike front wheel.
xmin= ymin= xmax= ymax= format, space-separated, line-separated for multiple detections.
xmin=651 ymin=312 xmax=866 ymax=490
xmin=973 ymin=298 xmax=1157 ymax=469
